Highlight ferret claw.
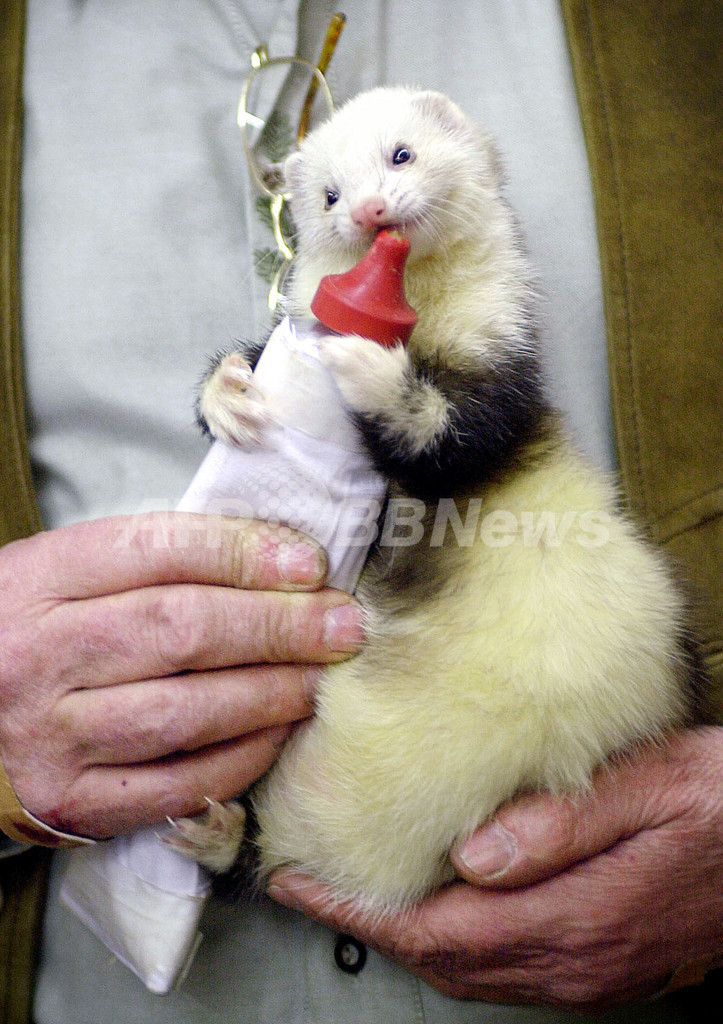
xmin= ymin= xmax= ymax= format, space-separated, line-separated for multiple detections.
xmin=199 ymin=353 xmax=272 ymax=448
xmin=162 ymin=799 xmax=247 ymax=873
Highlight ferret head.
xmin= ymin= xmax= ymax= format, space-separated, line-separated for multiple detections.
xmin=284 ymin=87 xmax=504 ymax=302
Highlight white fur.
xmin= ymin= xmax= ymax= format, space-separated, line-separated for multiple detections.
xmin=199 ymin=352 xmax=272 ymax=448
xmin=316 ymin=333 xmax=449 ymax=455
xmin=285 ymin=89 xmax=528 ymax=358
xmin=171 ymin=88 xmax=694 ymax=914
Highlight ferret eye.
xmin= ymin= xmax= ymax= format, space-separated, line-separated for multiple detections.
xmin=392 ymin=146 xmax=414 ymax=166
xmin=325 ymin=189 xmax=340 ymax=209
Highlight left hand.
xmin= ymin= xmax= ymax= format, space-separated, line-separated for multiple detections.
xmin=267 ymin=726 xmax=723 ymax=1012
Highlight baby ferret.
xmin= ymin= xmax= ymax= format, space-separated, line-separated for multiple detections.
xmin=171 ymin=87 xmax=706 ymax=915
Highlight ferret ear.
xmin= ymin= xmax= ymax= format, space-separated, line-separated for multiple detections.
xmin=284 ymin=151 xmax=305 ymax=193
xmin=411 ymin=91 xmax=469 ymax=134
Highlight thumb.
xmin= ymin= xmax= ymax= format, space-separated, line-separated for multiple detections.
xmin=450 ymin=740 xmax=682 ymax=889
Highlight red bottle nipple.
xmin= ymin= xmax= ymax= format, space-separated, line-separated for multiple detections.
xmin=310 ymin=230 xmax=417 ymax=347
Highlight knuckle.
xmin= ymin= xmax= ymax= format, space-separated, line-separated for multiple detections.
xmin=225 ymin=521 xmax=298 ymax=590
xmin=93 ymin=684 xmax=194 ymax=758
xmin=540 ymin=921 xmax=622 ymax=1009
xmin=146 ymin=764 xmax=185 ymax=817
xmin=53 ymin=701 xmax=93 ymax=763
xmin=144 ymin=586 xmax=216 ymax=671
xmin=393 ymin=919 xmax=452 ymax=976
xmin=226 ymin=520 xmax=269 ymax=589
xmin=261 ymin=665 xmax=307 ymax=717
xmin=137 ymin=685 xmax=195 ymax=753
xmin=545 ymin=968 xmax=607 ymax=1009
xmin=259 ymin=594 xmax=311 ymax=662
xmin=227 ymin=524 xmax=255 ymax=587
xmin=551 ymin=795 xmax=588 ymax=854
xmin=238 ymin=665 xmax=290 ymax=726
xmin=148 ymin=763 xmax=208 ymax=821
xmin=123 ymin=511 xmax=169 ymax=559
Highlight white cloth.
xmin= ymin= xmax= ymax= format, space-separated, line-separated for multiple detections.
xmin=178 ymin=318 xmax=388 ymax=593
xmin=59 ymin=826 xmax=209 ymax=995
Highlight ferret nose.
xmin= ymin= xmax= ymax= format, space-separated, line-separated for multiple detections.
xmin=351 ymin=196 xmax=388 ymax=229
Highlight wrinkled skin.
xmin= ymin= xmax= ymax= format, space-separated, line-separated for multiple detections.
xmin=0 ymin=512 xmax=363 ymax=838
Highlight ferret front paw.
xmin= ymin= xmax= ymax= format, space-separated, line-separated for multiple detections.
xmin=163 ymin=798 xmax=246 ymax=873
xmin=318 ymin=333 xmax=410 ymax=416
xmin=198 ymin=353 xmax=272 ymax=448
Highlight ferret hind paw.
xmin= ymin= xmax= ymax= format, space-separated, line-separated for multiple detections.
xmin=199 ymin=353 xmax=272 ymax=448
xmin=163 ymin=798 xmax=246 ymax=873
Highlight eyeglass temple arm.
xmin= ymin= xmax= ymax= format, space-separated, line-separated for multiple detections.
xmin=269 ymin=193 xmax=294 ymax=262
xmin=296 ymin=12 xmax=346 ymax=145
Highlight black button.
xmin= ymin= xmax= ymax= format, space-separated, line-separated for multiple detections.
xmin=334 ymin=934 xmax=367 ymax=975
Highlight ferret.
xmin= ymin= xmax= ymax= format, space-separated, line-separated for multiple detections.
xmin=169 ymin=87 xmax=707 ymax=915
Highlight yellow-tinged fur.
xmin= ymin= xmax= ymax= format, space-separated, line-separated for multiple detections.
xmin=253 ymin=437 xmax=689 ymax=911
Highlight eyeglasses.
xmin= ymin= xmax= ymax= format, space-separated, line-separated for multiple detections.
xmin=237 ymin=14 xmax=344 ymax=310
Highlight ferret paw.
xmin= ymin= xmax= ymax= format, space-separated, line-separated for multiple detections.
xmin=198 ymin=353 xmax=272 ymax=448
xmin=318 ymin=333 xmax=409 ymax=416
xmin=163 ymin=798 xmax=246 ymax=873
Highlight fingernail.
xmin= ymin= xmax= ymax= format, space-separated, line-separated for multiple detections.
xmin=457 ymin=820 xmax=517 ymax=880
xmin=278 ymin=541 xmax=326 ymax=585
xmin=323 ymin=602 xmax=365 ymax=652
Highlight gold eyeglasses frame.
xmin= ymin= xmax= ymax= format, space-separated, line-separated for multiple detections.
xmin=236 ymin=14 xmax=344 ymax=309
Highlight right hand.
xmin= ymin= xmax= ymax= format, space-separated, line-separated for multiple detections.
xmin=0 ymin=512 xmax=363 ymax=839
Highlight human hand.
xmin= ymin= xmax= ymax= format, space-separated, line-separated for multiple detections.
xmin=0 ymin=512 xmax=363 ymax=840
xmin=268 ymin=726 xmax=723 ymax=1011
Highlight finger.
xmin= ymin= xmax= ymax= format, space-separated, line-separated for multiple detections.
xmin=264 ymin=870 xmax=572 ymax=1003
xmin=46 ymin=585 xmax=364 ymax=687
xmin=59 ymin=664 xmax=318 ymax=765
xmin=266 ymin=870 xmax=391 ymax=943
xmin=450 ymin=739 xmax=686 ymax=889
xmin=265 ymin=871 xmax=502 ymax=968
xmin=7 ymin=512 xmax=327 ymax=600
xmin=42 ymin=727 xmax=293 ymax=838
xmin=451 ymin=790 xmax=644 ymax=890
xmin=265 ymin=868 xmax=649 ymax=1008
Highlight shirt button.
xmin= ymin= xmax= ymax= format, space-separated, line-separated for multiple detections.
xmin=334 ymin=934 xmax=367 ymax=975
